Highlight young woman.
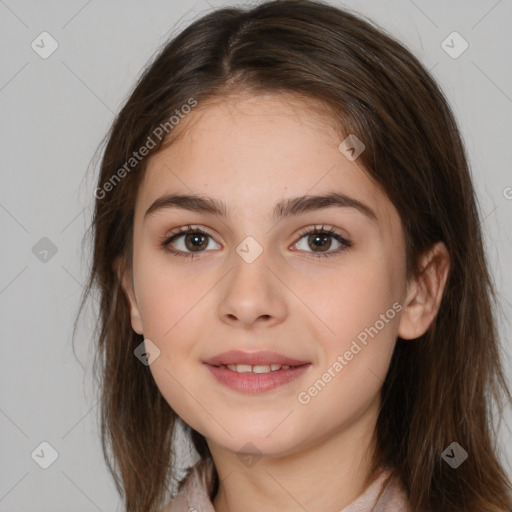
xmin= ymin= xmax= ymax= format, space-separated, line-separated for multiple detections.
xmin=76 ymin=1 xmax=512 ymax=511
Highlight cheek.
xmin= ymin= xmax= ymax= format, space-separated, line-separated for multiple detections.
xmin=305 ymin=256 xmax=401 ymax=345
xmin=297 ymin=255 xmax=402 ymax=413
xmin=134 ymin=253 xmax=210 ymax=341
xmin=296 ymin=270 xmax=399 ymax=425
xmin=134 ymin=260 xmax=206 ymax=422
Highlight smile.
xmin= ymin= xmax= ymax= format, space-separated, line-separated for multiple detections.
xmin=219 ymin=363 xmax=295 ymax=373
xmin=204 ymin=362 xmax=311 ymax=393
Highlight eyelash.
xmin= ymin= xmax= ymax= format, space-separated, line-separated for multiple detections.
xmin=159 ymin=224 xmax=352 ymax=260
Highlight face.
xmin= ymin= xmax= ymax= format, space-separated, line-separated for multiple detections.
xmin=120 ymin=92 xmax=419 ymax=459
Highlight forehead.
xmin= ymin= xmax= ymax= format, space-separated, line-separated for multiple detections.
xmin=136 ymin=92 xmax=399 ymax=233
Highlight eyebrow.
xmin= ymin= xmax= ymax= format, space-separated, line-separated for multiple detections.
xmin=144 ymin=192 xmax=378 ymax=223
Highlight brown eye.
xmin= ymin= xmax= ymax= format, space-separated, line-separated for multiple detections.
xmin=182 ymin=233 xmax=209 ymax=251
xmin=293 ymin=225 xmax=351 ymax=258
xmin=161 ymin=225 xmax=221 ymax=258
xmin=307 ymin=233 xmax=334 ymax=252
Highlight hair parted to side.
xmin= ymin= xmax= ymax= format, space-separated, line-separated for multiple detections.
xmin=74 ymin=1 xmax=512 ymax=511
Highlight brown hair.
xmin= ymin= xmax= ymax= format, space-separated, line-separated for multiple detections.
xmin=75 ymin=1 xmax=512 ymax=510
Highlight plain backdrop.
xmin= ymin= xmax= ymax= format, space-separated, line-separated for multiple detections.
xmin=1 ymin=0 xmax=511 ymax=510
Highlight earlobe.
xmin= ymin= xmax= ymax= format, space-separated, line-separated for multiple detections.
xmin=114 ymin=257 xmax=144 ymax=335
xmin=397 ymin=242 xmax=450 ymax=340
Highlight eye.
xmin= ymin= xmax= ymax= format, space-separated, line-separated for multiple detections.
xmin=160 ymin=224 xmax=351 ymax=259
xmin=160 ymin=225 xmax=220 ymax=259
xmin=292 ymin=225 xmax=351 ymax=258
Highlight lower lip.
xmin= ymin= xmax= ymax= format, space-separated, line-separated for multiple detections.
xmin=204 ymin=363 xmax=311 ymax=393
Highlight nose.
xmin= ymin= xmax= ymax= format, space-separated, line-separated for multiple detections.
xmin=217 ymin=253 xmax=288 ymax=330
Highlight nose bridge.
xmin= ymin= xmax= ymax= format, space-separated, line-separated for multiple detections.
xmin=217 ymin=233 xmax=288 ymax=327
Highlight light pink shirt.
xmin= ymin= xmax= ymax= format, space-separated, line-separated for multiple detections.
xmin=166 ymin=459 xmax=411 ymax=511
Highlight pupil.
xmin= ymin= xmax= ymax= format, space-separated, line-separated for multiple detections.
xmin=182 ymin=233 xmax=332 ymax=253
xmin=186 ymin=233 xmax=207 ymax=251
xmin=310 ymin=234 xmax=330 ymax=251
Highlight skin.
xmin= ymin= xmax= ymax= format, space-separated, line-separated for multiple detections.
xmin=119 ymin=91 xmax=450 ymax=512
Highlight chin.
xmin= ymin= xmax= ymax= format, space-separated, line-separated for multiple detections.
xmin=204 ymin=421 xmax=307 ymax=460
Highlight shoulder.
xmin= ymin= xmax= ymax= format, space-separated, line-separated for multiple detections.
xmin=376 ymin=467 xmax=411 ymax=511
xmin=160 ymin=458 xmax=216 ymax=512
xmin=346 ymin=466 xmax=411 ymax=512
xmin=159 ymin=499 xmax=173 ymax=512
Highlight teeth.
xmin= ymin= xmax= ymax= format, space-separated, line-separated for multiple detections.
xmin=223 ymin=363 xmax=294 ymax=373
xmin=235 ymin=364 xmax=252 ymax=373
xmin=253 ymin=365 xmax=271 ymax=374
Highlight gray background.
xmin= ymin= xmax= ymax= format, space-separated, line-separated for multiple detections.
xmin=1 ymin=0 xmax=511 ymax=510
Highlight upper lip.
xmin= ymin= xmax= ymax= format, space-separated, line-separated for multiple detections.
xmin=204 ymin=350 xmax=310 ymax=367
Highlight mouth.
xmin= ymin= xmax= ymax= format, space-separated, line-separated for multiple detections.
xmin=203 ymin=350 xmax=311 ymax=393
xmin=204 ymin=349 xmax=310 ymax=367
xmin=212 ymin=363 xmax=302 ymax=373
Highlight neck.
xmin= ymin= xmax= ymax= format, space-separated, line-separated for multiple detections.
xmin=208 ymin=396 xmax=381 ymax=512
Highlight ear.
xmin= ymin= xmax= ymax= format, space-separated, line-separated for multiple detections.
xmin=114 ymin=257 xmax=144 ymax=335
xmin=397 ymin=241 xmax=450 ymax=340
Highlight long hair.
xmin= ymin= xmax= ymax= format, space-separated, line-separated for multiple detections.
xmin=74 ymin=1 xmax=512 ymax=510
